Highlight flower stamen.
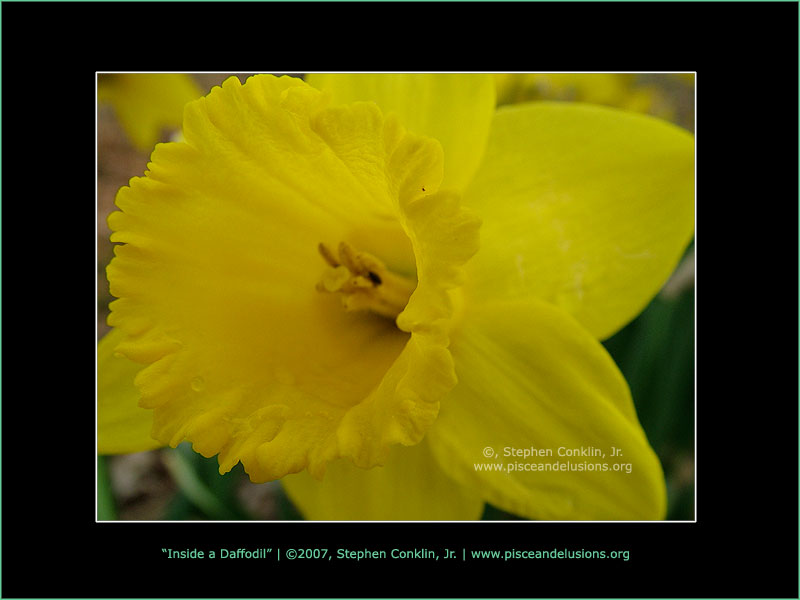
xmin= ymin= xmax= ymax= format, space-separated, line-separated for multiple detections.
xmin=316 ymin=241 xmax=416 ymax=321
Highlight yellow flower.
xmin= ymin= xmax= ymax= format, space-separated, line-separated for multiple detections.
xmin=98 ymin=74 xmax=694 ymax=520
xmin=494 ymin=73 xmax=679 ymax=121
xmin=97 ymin=73 xmax=203 ymax=151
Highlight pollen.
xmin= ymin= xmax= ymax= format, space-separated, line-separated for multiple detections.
xmin=316 ymin=241 xmax=417 ymax=321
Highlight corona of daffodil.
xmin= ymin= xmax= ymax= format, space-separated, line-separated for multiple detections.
xmin=98 ymin=73 xmax=694 ymax=521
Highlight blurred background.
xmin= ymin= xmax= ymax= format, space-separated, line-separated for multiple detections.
xmin=97 ymin=73 xmax=695 ymax=521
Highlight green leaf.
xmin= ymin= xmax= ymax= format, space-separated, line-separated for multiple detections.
xmin=97 ymin=456 xmax=117 ymax=521
xmin=162 ymin=444 xmax=245 ymax=520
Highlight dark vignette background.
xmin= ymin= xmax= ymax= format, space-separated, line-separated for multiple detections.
xmin=2 ymin=1 xmax=798 ymax=599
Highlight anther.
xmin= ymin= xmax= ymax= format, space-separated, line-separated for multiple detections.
xmin=316 ymin=242 xmax=416 ymax=321
xmin=318 ymin=242 xmax=340 ymax=268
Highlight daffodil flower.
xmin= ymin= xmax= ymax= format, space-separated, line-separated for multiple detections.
xmin=97 ymin=73 xmax=203 ymax=151
xmin=494 ymin=73 xmax=678 ymax=121
xmin=98 ymin=73 xmax=694 ymax=521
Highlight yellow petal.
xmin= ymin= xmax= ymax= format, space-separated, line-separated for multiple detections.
xmin=282 ymin=438 xmax=484 ymax=520
xmin=106 ymin=75 xmax=479 ymax=482
xmin=97 ymin=327 xmax=163 ymax=453
xmin=97 ymin=73 xmax=203 ymax=151
xmin=463 ymin=102 xmax=694 ymax=340
xmin=427 ymin=298 xmax=666 ymax=520
xmin=306 ymin=73 xmax=495 ymax=191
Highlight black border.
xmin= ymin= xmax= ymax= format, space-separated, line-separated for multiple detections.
xmin=2 ymin=2 xmax=798 ymax=598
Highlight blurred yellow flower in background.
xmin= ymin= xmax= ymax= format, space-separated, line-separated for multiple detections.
xmin=494 ymin=72 xmax=690 ymax=121
xmin=97 ymin=73 xmax=202 ymax=151
xmin=98 ymin=73 xmax=694 ymax=521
